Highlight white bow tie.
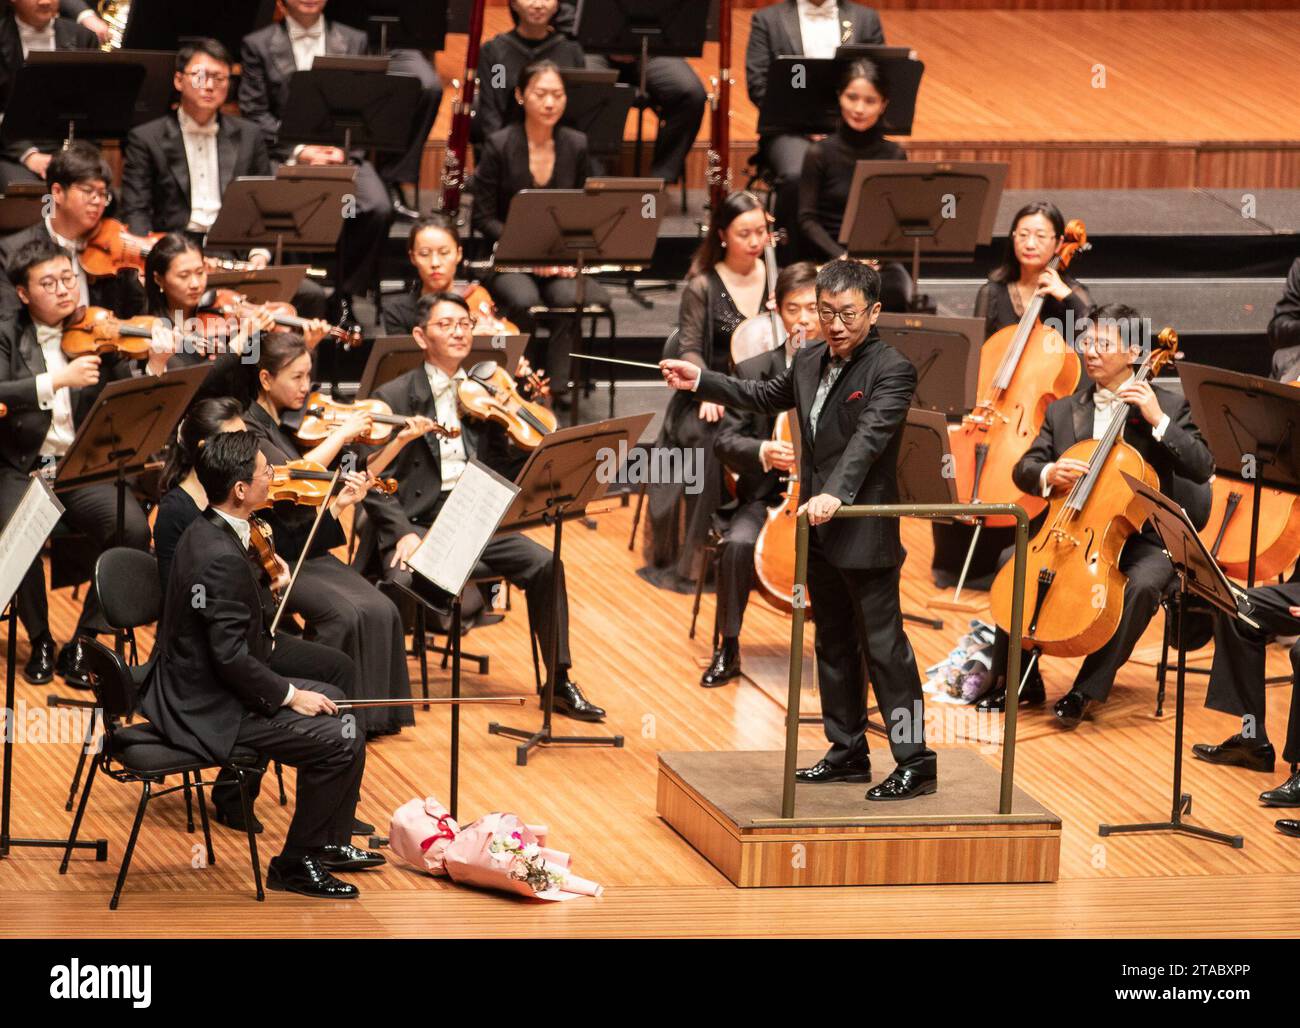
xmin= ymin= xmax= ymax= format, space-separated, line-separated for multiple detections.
xmin=803 ymin=2 xmax=836 ymax=19
xmin=17 ymin=20 xmax=54 ymax=38
xmin=289 ymin=24 xmax=323 ymax=40
xmin=1093 ymin=387 xmax=1122 ymax=412
xmin=180 ymin=116 xmax=219 ymax=138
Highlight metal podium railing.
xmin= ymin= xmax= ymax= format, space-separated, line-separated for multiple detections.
xmin=767 ymin=503 xmax=1031 ymax=823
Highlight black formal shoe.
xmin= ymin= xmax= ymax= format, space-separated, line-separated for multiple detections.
xmin=23 ymin=635 xmax=55 ymax=685
xmin=701 ymin=638 xmax=741 ymax=687
xmin=351 ymin=818 xmax=375 ymax=836
xmin=866 ymin=766 xmax=937 ymax=801
xmin=794 ymin=757 xmax=872 ymax=784
xmin=56 ymin=637 xmax=94 ymax=690
xmin=976 ymin=669 xmax=1046 ymax=711
xmin=1192 ymin=734 xmax=1276 ymax=773
xmin=1052 ymin=690 xmax=1092 ymax=729
xmin=214 ymin=806 xmax=263 ymax=834
xmin=387 ymin=183 xmax=419 ymax=221
xmin=1276 ymin=820 xmax=1300 ymax=839
xmin=266 ymin=855 xmax=359 ymax=899
xmin=317 ymin=844 xmax=386 ymax=871
xmin=1259 ymin=772 xmax=1300 ymax=807
xmin=548 ymin=679 xmax=606 ymax=722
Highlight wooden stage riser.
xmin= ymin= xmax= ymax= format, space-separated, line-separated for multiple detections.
xmin=657 ymin=769 xmax=1061 ymax=887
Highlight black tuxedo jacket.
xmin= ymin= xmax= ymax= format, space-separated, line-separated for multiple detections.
xmin=714 ymin=345 xmax=789 ymax=506
xmin=360 ymin=364 xmax=519 ymax=555
xmin=745 ymin=0 xmax=885 ymax=108
xmin=119 ymin=112 xmax=271 ymax=236
xmin=1268 ymin=258 xmax=1300 ymax=352
xmin=140 ymin=510 xmax=289 ymax=763
xmin=0 ymin=219 xmax=147 ymax=320
xmin=0 ymin=13 xmax=98 ymax=164
xmin=470 ymin=123 xmax=590 ymax=242
xmin=237 ymin=19 xmax=367 ymax=159
xmin=1012 ymin=382 xmax=1215 ymax=526
xmin=696 ymin=329 xmax=914 ymax=570
xmin=0 ymin=311 xmax=129 ymax=473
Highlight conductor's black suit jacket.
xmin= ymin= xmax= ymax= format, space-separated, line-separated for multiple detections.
xmin=695 ymin=329 xmax=915 ymax=570
xmin=140 ymin=510 xmax=290 ymax=763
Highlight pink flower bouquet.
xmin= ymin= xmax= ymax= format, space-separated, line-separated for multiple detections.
xmin=442 ymin=812 xmax=603 ymax=902
xmin=387 ymin=796 xmax=460 ymax=875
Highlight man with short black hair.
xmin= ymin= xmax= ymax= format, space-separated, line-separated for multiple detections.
xmin=663 ymin=259 xmax=938 ymax=800
xmin=141 ymin=430 xmax=381 ymax=898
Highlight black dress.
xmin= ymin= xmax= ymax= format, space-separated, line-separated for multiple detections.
xmin=973 ymin=274 xmax=1091 ymax=344
xmin=243 ymin=402 xmax=413 ymax=735
xmin=154 ymin=487 xmax=203 ymax=592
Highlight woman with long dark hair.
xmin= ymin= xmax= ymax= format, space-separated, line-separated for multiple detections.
xmin=796 ymin=59 xmax=911 ymax=310
xmin=471 ymin=58 xmax=611 ymax=405
xmin=974 ymin=200 xmax=1091 ymax=341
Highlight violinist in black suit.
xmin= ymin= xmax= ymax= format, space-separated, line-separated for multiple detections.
xmin=0 ymin=0 xmax=97 ymax=188
xmin=662 ymin=259 xmax=938 ymax=800
xmin=0 ymin=239 xmax=158 ymax=688
xmin=745 ymin=0 xmax=885 ymax=246
xmin=703 ymin=261 xmax=820 ymax=687
xmin=140 ymin=430 xmax=383 ymax=898
xmin=978 ymin=303 xmax=1215 ymax=728
xmin=360 ymin=292 xmax=608 ymax=724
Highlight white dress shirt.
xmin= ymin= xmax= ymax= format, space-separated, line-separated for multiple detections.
xmin=797 ymin=0 xmax=842 ymax=59
xmin=44 ymin=217 xmax=90 ymax=309
xmin=426 ymin=363 xmax=469 ymax=492
xmin=16 ymin=16 xmax=56 ymax=58
xmin=1039 ymin=377 xmax=1171 ymax=496
xmin=209 ymin=505 xmax=294 ymax=706
xmin=177 ymin=109 xmax=222 ymax=233
xmin=287 ymin=16 xmax=328 ymax=70
xmin=34 ymin=322 xmax=76 ymax=458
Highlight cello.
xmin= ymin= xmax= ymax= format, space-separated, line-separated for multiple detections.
xmin=988 ymin=327 xmax=1179 ymax=657
xmin=948 ymin=220 xmax=1090 ymax=527
xmin=753 ymin=410 xmax=803 ymax=615
xmin=1200 ymin=475 xmax=1300 ymax=583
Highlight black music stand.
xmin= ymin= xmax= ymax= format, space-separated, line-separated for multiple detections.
xmin=53 ymin=367 xmax=209 ymax=550
xmin=1099 ymin=473 xmax=1250 ymax=849
xmin=0 ymin=182 xmax=43 ymax=232
xmin=876 ymin=313 xmax=983 ymax=415
xmin=840 ymin=160 xmax=1008 ymax=314
xmin=892 ymin=409 xmax=955 ymax=633
xmin=205 ymin=266 xmax=308 ymax=306
xmin=1177 ymin=362 xmax=1300 ymax=588
xmin=494 ymin=181 xmax=662 ymax=425
xmin=205 ymin=173 xmax=352 ymax=266
xmin=560 ymin=69 xmax=635 ymax=164
xmin=329 ymin=0 xmax=448 ymax=53
xmin=120 ymin=0 xmax=275 ymax=57
xmin=0 ymin=59 xmax=144 ymax=149
xmin=0 ymin=477 xmax=107 ymax=864
xmin=488 ymin=412 xmax=653 ymax=764
xmin=24 ymin=50 xmax=175 ymax=129
xmin=355 ymin=335 xmax=529 ymax=399
xmin=279 ymin=57 xmax=420 ymax=158
xmin=757 ymin=51 xmax=923 ymax=139
xmin=575 ymin=0 xmax=709 ymax=174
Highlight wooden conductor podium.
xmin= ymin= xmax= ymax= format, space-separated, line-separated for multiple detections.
xmin=656 ymin=504 xmax=1062 ymax=888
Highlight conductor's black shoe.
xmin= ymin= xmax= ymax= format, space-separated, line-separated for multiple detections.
xmin=214 ymin=806 xmax=263 ymax=834
xmin=1260 ymin=772 xmax=1300 ymax=807
xmin=23 ymin=635 xmax=55 ymax=685
xmin=866 ymin=766 xmax=937 ymax=801
xmin=1192 ymin=734 xmax=1275 ymax=772
xmin=56 ymin=637 xmax=94 ymax=690
xmin=317 ymin=844 xmax=386 ymax=871
xmin=549 ymin=678 xmax=606 ymax=722
xmin=387 ymin=183 xmax=419 ymax=220
xmin=267 ymin=855 xmax=359 ymax=899
xmin=794 ymin=757 xmax=872 ymax=784
xmin=701 ymin=639 xmax=741 ymax=687
xmin=1052 ymin=690 xmax=1091 ymax=729
xmin=351 ymin=818 xmax=375 ymax=836
xmin=1276 ymin=820 xmax=1300 ymax=839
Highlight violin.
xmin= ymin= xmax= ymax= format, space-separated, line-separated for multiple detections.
xmin=261 ymin=459 xmax=397 ymax=509
xmin=948 ymin=219 xmax=1090 ymax=526
xmin=61 ymin=305 xmax=211 ymax=360
xmin=458 ymin=282 xmax=519 ymax=336
xmin=752 ymin=410 xmax=807 ymax=616
xmin=295 ymin=392 xmax=460 ymax=447
xmin=729 ymin=227 xmax=787 ymax=368
xmin=988 ymin=327 xmax=1179 ymax=658
xmin=197 ymin=288 xmax=363 ymax=350
xmin=457 ymin=360 xmax=557 ymax=450
xmin=248 ymin=516 xmax=284 ymax=600
xmin=81 ymin=218 xmax=257 ymax=277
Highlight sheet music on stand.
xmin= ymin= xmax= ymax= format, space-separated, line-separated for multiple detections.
xmin=407 ymin=460 xmax=520 ymax=596
xmin=0 ymin=478 xmax=63 ymax=612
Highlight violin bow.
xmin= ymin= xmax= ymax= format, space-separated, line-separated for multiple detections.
xmin=267 ymin=465 xmax=342 ymax=643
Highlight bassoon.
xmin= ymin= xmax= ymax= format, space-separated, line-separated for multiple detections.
xmin=706 ymin=0 xmax=733 ymax=211
xmin=440 ymin=0 xmax=489 ymax=214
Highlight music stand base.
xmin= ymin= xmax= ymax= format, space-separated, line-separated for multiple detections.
xmin=487 ymin=721 xmax=624 ymax=766
xmin=2 ymin=837 xmax=107 ymax=860
xmin=1100 ymin=793 xmax=1243 ymax=849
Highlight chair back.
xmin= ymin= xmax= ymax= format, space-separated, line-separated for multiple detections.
xmin=95 ymin=548 xmax=162 ymax=631
xmin=79 ymin=637 xmax=140 ymax=723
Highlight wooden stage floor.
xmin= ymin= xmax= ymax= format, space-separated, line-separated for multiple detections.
xmin=1 ymin=504 xmax=1297 ymax=938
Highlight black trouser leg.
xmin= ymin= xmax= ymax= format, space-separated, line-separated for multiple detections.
xmin=714 ymin=501 xmax=767 ymax=640
xmin=763 ymin=134 xmax=811 ymax=256
xmin=478 ymin=534 xmax=572 ymax=678
xmin=642 ymin=57 xmax=706 ymax=183
xmin=338 ymin=160 xmax=393 ymax=296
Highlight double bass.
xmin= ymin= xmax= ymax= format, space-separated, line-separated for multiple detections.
xmin=988 ymin=328 xmax=1179 ymax=657
xmin=948 ymin=220 xmax=1089 ymax=526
